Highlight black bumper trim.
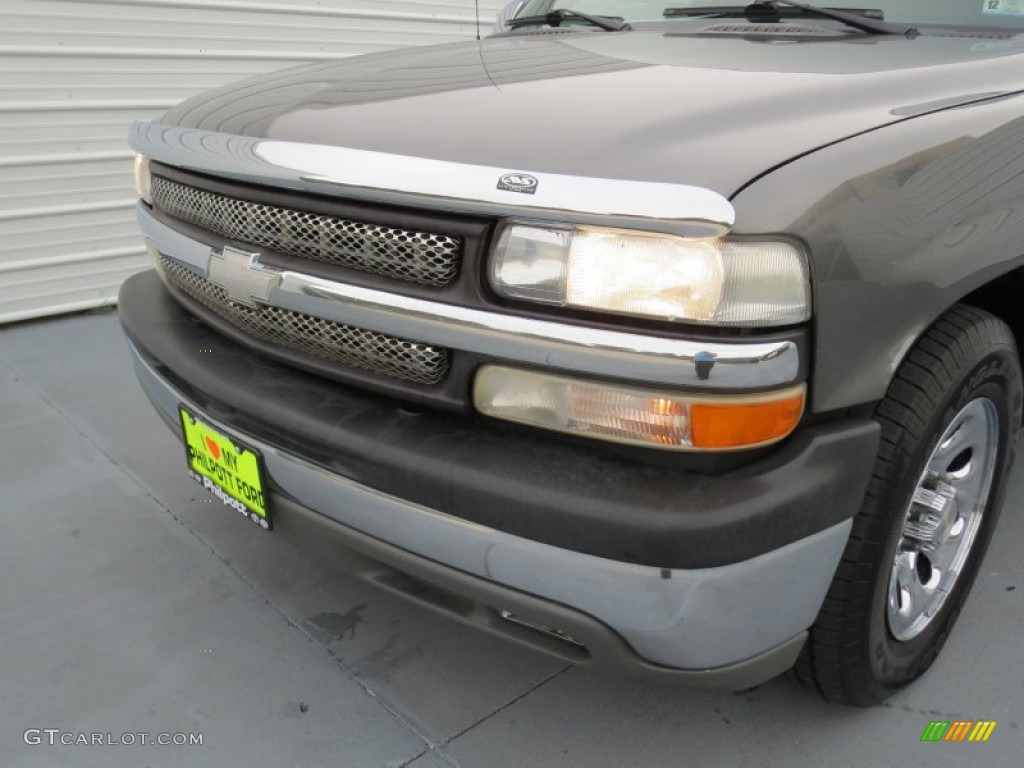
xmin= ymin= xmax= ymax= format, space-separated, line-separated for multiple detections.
xmin=119 ymin=270 xmax=880 ymax=569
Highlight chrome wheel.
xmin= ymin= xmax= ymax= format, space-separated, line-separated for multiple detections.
xmin=798 ymin=306 xmax=1020 ymax=704
xmin=887 ymin=398 xmax=1000 ymax=642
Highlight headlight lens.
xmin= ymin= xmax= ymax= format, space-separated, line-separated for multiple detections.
xmin=474 ymin=365 xmax=806 ymax=451
xmin=133 ymin=153 xmax=152 ymax=204
xmin=490 ymin=224 xmax=810 ymax=326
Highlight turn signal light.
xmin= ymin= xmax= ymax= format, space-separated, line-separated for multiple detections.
xmin=691 ymin=393 xmax=806 ymax=449
xmin=473 ymin=365 xmax=805 ymax=451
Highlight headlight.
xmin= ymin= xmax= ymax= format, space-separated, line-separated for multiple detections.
xmin=133 ymin=153 xmax=152 ymax=204
xmin=489 ymin=224 xmax=810 ymax=327
xmin=474 ymin=366 xmax=806 ymax=451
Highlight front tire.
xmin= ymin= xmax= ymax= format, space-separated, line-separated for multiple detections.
xmin=795 ymin=305 xmax=1022 ymax=705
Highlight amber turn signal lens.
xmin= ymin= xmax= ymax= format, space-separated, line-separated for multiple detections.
xmin=690 ymin=390 xmax=805 ymax=449
xmin=474 ymin=365 xmax=805 ymax=452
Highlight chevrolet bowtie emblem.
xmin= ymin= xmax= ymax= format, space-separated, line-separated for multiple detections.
xmin=207 ymin=246 xmax=281 ymax=309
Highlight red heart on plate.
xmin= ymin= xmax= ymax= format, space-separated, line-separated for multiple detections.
xmin=205 ymin=436 xmax=221 ymax=461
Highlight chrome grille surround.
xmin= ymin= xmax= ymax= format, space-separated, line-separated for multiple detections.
xmin=158 ymin=255 xmax=450 ymax=386
xmin=151 ymin=176 xmax=462 ymax=287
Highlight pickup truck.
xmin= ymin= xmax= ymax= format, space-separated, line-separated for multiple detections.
xmin=119 ymin=0 xmax=1024 ymax=705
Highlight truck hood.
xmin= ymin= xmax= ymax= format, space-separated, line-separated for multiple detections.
xmin=163 ymin=30 xmax=1024 ymax=197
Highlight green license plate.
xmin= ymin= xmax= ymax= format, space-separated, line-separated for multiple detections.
xmin=179 ymin=406 xmax=271 ymax=530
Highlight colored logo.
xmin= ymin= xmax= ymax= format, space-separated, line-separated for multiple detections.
xmin=921 ymin=720 xmax=997 ymax=742
xmin=497 ymin=173 xmax=539 ymax=195
xmin=204 ymin=436 xmax=221 ymax=461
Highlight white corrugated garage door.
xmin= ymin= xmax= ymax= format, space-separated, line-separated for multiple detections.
xmin=0 ymin=0 xmax=503 ymax=323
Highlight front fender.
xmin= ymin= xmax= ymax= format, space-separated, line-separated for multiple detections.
xmin=730 ymin=93 xmax=1024 ymax=414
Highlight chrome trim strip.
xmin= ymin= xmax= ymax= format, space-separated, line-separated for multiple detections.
xmin=138 ymin=205 xmax=801 ymax=389
xmin=129 ymin=121 xmax=735 ymax=238
xmin=130 ymin=341 xmax=851 ymax=669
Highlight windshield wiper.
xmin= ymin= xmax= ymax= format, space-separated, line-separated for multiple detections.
xmin=665 ymin=1 xmax=918 ymax=37
xmin=509 ymin=9 xmax=631 ymax=32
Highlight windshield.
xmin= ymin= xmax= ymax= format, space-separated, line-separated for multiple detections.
xmin=513 ymin=1 xmax=1024 ymax=29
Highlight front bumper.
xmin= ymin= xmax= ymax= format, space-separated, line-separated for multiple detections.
xmin=120 ymin=271 xmax=881 ymax=683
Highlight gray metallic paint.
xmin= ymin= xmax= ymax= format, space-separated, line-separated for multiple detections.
xmin=732 ymin=93 xmax=1024 ymax=411
xmin=144 ymin=29 xmax=1024 ymax=413
xmin=159 ymin=32 xmax=1022 ymax=197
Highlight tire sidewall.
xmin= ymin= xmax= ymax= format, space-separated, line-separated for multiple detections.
xmin=865 ymin=347 xmax=1021 ymax=694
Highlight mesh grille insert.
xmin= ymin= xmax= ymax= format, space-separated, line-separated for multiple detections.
xmin=159 ymin=256 xmax=450 ymax=386
xmin=151 ymin=176 xmax=462 ymax=287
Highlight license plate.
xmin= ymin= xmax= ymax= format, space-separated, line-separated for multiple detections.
xmin=179 ymin=406 xmax=271 ymax=530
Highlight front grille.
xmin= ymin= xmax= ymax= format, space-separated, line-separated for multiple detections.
xmin=158 ymin=256 xmax=450 ymax=386
xmin=151 ymin=176 xmax=462 ymax=287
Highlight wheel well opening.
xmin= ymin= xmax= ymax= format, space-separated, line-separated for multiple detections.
xmin=962 ymin=267 xmax=1024 ymax=355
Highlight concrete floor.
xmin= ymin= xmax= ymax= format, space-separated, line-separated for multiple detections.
xmin=1 ymin=308 xmax=1021 ymax=768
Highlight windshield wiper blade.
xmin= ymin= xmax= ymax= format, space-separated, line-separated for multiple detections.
xmin=665 ymin=1 xmax=918 ymax=37
xmin=771 ymin=0 xmax=917 ymax=35
xmin=509 ymin=9 xmax=631 ymax=32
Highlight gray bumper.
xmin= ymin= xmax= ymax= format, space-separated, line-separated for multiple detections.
xmin=130 ymin=342 xmax=851 ymax=675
